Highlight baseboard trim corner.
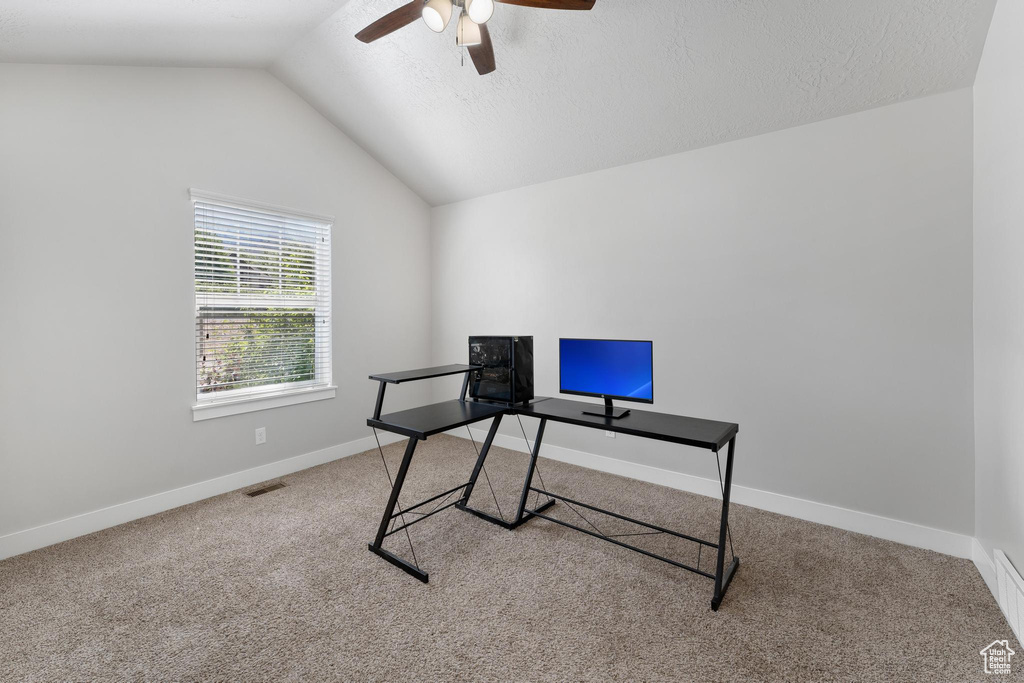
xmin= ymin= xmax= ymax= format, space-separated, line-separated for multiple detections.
xmin=451 ymin=428 xmax=973 ymax=560
xmin=0 ymin=431 xmax=404 ymax=562
xmin=973 ymin=538 xmax=998 ymax=597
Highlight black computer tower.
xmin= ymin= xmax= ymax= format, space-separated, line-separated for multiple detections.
xmin=468 ymin=336 xmax=534 ymax=406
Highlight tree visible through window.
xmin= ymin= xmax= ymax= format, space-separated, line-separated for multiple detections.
xmin=192 ymin=192 xmax=332 ymax=402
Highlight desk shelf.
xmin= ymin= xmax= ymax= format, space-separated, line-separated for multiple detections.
xmin=369 ymin=364 xmax=480 ymax=384
xmin=369 ymin=364 xmax=482 ymax=422
xmin=368 ymin=399 xmax=506 ymax=440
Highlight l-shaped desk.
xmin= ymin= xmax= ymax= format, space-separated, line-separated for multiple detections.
xmin=366 ymin=364 xmax=740 ymax=611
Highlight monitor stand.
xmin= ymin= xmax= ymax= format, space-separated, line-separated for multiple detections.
xmin=582 ymin=397 xmax=631 ymax=420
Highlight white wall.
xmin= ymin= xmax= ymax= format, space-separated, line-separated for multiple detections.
xmin=0 ymin=65 xmax=431 ymax=540
xmin=974 ymin=0 xmax=1024 ymax=569
xmin=0 ymin=63 xmax=983 ymax=555
xmin=432 ymin=89 xmax=975 ymax=535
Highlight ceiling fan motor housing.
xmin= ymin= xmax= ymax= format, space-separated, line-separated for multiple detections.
xmin=356 ymin=0 xmax=596 ymax=75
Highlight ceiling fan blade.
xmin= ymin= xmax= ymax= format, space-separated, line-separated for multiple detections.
xmin=355 ymin=1 xmax=423 ymax=43
xmin=495 ymin=0 xmax=595 ymax=9
xmin=468 ymin=23 xmax=496 ymax=75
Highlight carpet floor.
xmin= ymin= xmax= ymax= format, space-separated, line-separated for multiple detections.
xmin=0 ymin=434 xmax=1017 ymax=682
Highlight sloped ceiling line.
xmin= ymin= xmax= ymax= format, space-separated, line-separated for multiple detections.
xmin=0 ymin=0 xmax=997 ymax=206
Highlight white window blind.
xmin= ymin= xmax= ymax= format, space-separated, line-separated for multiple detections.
xmin=192 ymin=191 xmax=332 ymax=405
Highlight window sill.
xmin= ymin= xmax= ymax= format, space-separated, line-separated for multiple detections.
xmin=192 ymin=385 xmax=337 ymax=422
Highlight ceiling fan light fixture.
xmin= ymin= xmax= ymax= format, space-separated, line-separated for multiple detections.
xmin=456 ymin=12 xmax=483 ymax=46
xmin=422 ymin=0 xmax=453 ymax=33
xmin=466 ymin=0 xmax=494 ymax=24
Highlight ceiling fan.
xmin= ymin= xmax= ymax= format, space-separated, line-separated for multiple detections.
xmin=355 ymin=0 xmax=596 ymax=76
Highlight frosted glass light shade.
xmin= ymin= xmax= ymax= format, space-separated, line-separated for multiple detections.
xmin=457 ymin=12 xmax=482 ymax=46
xmin=466 ymin=0 xmax=494 ymax=24
xmin=423 ymin=0 xmax=453 ymax=32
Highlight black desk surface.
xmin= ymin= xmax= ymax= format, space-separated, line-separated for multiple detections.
xmin=517 ymin=398 xmax=738 ymax=452
xmin=369 ymin=364 xmax=481 ymax=385
xmin=369 ymin=399 xmax=506 ymax=440
xmin=369 ymin=395 xmax=737 ymax=451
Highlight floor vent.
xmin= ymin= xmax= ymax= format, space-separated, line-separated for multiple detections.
xmin=995 ymin=549 xmax=1024 ymax=642
xmin=246 ymin=482 xmax=286 ymax=497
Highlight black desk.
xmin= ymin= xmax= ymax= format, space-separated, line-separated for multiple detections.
xmin=366 ymin=369 xmax=740 ymax=611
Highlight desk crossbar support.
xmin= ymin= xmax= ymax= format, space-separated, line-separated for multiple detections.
xmin=528 ymin=487 xmax=718 ymax=549
xmin=524 ymin=508 xmax=716 ymax=580
xmin=385 ymin=499 xmax=463 ymax=538
xmin=393 ymin=482 xmax=472 ymax=519
xmin=518 ymin=430 xmax=740 ymax=610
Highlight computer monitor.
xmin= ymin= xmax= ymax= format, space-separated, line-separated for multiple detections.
xmin=559 ymin=338 xmax=653 ymax=419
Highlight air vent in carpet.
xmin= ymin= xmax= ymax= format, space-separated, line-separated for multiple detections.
xmin=246 ymin=482 xmax=286 ymax=497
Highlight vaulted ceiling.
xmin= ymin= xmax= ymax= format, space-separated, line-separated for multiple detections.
xmin=0 ymin=0 xmax=350 ymax=66
xmin=0 ymin=0 xmax=996 ymax=205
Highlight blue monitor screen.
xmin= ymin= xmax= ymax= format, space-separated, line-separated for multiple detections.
xmin=559 ymin=339 xmax=653 ymax=403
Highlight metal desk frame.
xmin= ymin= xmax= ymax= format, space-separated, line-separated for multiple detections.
xmin=365 ymin=366 xmax=739 ymax=611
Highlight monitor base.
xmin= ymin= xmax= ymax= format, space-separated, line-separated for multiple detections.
xmin=581 ymin=398 xmax=631 ymax=420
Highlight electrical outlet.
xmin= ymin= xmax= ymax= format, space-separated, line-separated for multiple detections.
xmin=255 ymin=427 xmax=267 ymax=445
xmin=605 ymin=431 xmax=616 ymax=439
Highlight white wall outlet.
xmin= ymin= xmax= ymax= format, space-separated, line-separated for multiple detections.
xmin=605 ymin=431 xmax=616 ymax=438
xmin=255 ymin=427 xmax=267 ymax=445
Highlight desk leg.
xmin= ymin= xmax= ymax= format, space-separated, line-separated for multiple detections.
xmin=458 ymin=413 xmax=503 ymax=508
xmin=711 ymin=436 xmax=739 ymax=611
xmin=512 ymin=418 xmax=555 ymax=526
xmin=455 ymin=414 xmax=516 ymax=529
xmin=368 ymin=436 xmax=429 ymax=583
xmin=457 ymin=414 xmax=554 ymax=530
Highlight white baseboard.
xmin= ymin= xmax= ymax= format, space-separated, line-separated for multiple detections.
xmin=994 ymin=549 xmax=1024 ymax=643
xmin=0 ymin=424 xmax=979 ymax=570
xmin=975 ymin=543 xmax=1024 ymax=643
xmin=0 ymin=431 xmax=405 ymax=562
xmin=974 ymin=538 xmax=999 ymax=596
xmin=451 ymin=428 xmax=974 ymax=559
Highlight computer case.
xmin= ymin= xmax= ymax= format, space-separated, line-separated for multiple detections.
xmin=468 ymin=336 xmax=534 ymax=406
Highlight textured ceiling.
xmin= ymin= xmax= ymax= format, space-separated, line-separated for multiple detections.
xmin=0 ymin=0 xmax=996 ymax=205
xmin=272 ymin=0 xmax=995 ymax=205
xmin=0 ymin=0 xmax=350 ymax=66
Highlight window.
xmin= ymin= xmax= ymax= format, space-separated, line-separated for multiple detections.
xmin=191 ymin=190 xmax=334 ymax=420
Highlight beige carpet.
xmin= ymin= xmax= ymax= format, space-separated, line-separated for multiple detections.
xmin=0 ymin=434 xmax=1017 ymax=682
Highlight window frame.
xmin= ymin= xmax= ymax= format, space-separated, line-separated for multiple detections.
xmin=189 ymin=189 xmax=336 ymax=421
